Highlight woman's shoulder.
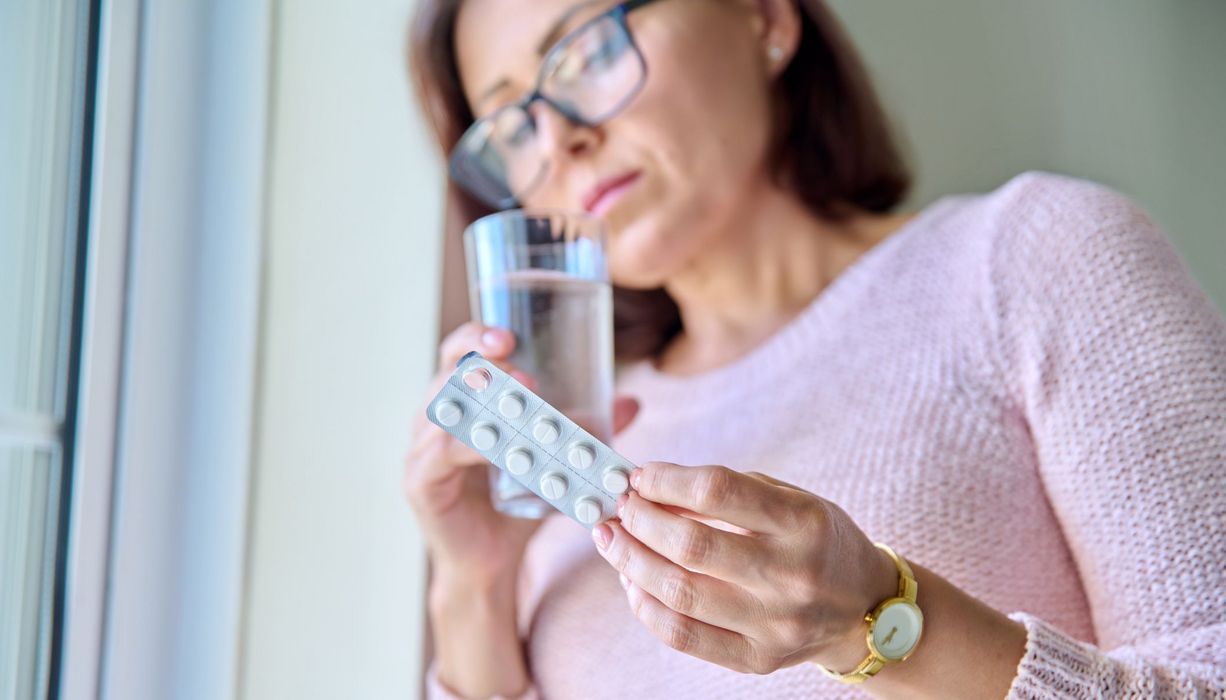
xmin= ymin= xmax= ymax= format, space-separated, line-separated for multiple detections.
xmin=880 ymin=171 xmax=1153 ymax=270
xmin=981 ymin=169 xmax=1134 ymax=212
xmin=857 ymin=171 xmax=1158 ymax=313
xmin=964 ymin=172 xmax=1220 ymax=367
xmin=963 ymin=170 xmax=1163 ymax=263
xmin=911 ymin=171 xmax=1175 ymax=302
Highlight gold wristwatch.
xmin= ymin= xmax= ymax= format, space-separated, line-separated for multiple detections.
xmin=817 ymin=543 xmax=924 ymax=684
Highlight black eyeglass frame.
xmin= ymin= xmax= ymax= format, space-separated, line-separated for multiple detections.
xmin=448 ymin=0 xmax=666 ymax=209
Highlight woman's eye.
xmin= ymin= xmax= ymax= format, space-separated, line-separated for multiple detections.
xmin=553 ymin=51 xmax=584 ymax=83
xmin=490 ymin=113 xmax=524 ymax=144
xmin=581 ymin=39 xmax=623 ymax=73
xmin=506 ymin=122 xmax=533 ymax=148
xmin=577 ymin=24 xmax=628 ymax=73
xmin=493 ymin=114 xmax=533 ymax=149
xmin=548 ymin=22 xmax=624 ymax=84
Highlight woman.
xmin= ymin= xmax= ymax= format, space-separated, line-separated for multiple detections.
xmin=404 ymin=0 xmax=1226 ymax=697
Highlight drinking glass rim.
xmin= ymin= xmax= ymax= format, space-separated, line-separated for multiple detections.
xmin=466 ymin=207 xmax=607 ymax=233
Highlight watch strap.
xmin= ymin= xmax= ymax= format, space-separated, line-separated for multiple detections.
xmin=877 ymin=543 xmax=917 ymax=602
xmin=817 ymin=652 xmax=887 ymax=684
xmin=816 ymin=543 xmax=919 ymax=685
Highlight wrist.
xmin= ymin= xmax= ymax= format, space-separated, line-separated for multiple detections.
xmin=812 ymin=544 xmax=904 ymax=672
xmin=429 ymin=563 xmax=530 ymax=699
xmin=429 ymin=562 xmax=518 ymax=616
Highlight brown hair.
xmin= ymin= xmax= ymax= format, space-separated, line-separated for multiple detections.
xmin=409 ymin=0 xmax=910 ymax=364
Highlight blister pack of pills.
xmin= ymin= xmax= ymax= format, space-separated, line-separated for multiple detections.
xmin=426 ymin=351 xmax=634 ymax=528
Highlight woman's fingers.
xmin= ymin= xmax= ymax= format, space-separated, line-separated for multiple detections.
xmin=438 ymin=323 xmax=514 ymax=369
xmin=658 ymin=504 xmax=755 ymax=536
xmin=413 ymin=322 xmax=535 ymax=436
xmin=404 ymin=426 xmax=472 ymax=487
xmin=632 ymin=462 xmax=802 ymax=535
xmin=617 ymin=492 xmax=765 ymax=584
xmin=620 ymin=578 xmax=771 ymax=675
xmin=596 ymin=520 xmax=761 ymax=635
xmin=437 ymin=324 xmax=532 ymax=388
xmin=744 ymin=470 xmax=809 ymax=494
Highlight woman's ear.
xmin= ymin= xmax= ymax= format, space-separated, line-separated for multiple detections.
xmin=753 ymin=0 xmax=802 ymax=77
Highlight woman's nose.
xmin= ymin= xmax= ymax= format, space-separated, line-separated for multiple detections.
xmin=531 ymin=102 xmax=600 ymax=162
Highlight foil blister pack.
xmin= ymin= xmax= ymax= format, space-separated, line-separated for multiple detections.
xmin=426 ymin=351 xmax=634 ymax=527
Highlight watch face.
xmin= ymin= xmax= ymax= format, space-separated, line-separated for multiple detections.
xmin=871 ymin=600 xmax=923 ymax=661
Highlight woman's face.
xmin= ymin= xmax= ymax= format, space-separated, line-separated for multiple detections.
xmin=455 ymin=0 xmax=789 ymax=289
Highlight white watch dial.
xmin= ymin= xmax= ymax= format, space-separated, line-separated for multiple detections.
xmin=871 ymin=600 xmax=923 ymax=661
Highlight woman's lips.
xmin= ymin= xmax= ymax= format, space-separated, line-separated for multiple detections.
xmin=582 ymin=172 xmax=642 ymax=217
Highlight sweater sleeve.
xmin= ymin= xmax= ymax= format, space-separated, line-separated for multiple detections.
xmin=986 ymin=173 xmax=1226 ymax=698
xmin=425 ymin=661 xmax=541 ymax=700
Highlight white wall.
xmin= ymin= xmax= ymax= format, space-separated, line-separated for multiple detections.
xmin=240 ymin=0 xmax=439 ymax=697
xmin=828 ymin=0 xmax=1226 ymax=309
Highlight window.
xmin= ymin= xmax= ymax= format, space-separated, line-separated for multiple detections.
xmin=0 ymin=0 xmax=99 ymax=698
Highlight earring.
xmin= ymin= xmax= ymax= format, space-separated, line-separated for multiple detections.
xmin=768 ymin=45 xmax=784 ymax=62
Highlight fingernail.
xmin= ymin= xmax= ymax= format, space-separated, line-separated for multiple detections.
xmin=591 ymin=523 xmax=612 ymax=551
xmin=630 ymin=468 xmax=642 ymax=491
xmin=481 ymin=330 xmax=503 ymax=348
xmin=618 ymin=573 xmax=629 ymax=590
xmin=616 ymin=494 xmax=629 ymax=519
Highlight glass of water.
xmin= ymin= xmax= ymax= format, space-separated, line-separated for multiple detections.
xmin=464 ymin=210 xmax=614 ymax=519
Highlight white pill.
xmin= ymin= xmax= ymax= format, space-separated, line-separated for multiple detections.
xmin=602 ymin=467 xmax=630 ymax=495
xmin=539 ymin=473 xmax=568 ymax=500
xmin=574 ymin=497 xmax=602 ymax=525
xmin=567 ymin=443 xmax=596 ymax=470
xmin=505 ymin=448 xmax=533 ymax=475
xmin=532 ymin=418 xmax=560 ymax=445
xmin=498 ymin=393 xmax=526 ymax=419
xmin=434 ymin=400 xmax=464 ymax=427
xmin=470 ymin=423 xmax=499 ymax=451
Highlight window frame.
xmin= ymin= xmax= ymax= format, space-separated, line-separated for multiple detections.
xmin=57 ymin=1 xmax=271 ymax=697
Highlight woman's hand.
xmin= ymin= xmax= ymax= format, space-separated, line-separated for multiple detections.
xmin=590 ymin=461 xmax=898 ymax=675
xmin=405 ymin=322 xmax=640 ymax=585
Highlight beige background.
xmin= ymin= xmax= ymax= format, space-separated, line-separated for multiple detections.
xmin=832 ymin=0 xmax=1226 ymax=308
xmin=241 ymin=0 xmax=437 ymax=697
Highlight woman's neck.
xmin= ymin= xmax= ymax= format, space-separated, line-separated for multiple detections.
xmin=656 ymin=184 xmax=912 ymax=376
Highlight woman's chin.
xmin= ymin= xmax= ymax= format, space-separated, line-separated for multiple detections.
xmin=606 ymin=205 xmax=708 ymax=289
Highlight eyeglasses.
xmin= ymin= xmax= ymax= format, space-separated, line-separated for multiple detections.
xmin=449 ymin=0 xmax=664 ymax=210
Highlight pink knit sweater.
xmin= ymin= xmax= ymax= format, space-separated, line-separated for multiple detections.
xmin=427 ymin=173 xmax=1226 ymax=699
